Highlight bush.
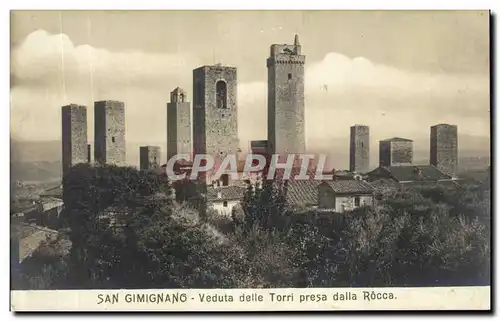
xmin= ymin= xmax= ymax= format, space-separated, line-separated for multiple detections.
xmin=20 ymin=164 xmax=490 ymax=289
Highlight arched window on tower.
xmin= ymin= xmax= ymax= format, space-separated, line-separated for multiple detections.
xmin=216 ymin=80 xmax=227 ymax=109
xmin=179 ymin=93 xmax=185 ymax=102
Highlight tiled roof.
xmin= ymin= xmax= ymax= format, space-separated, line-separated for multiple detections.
xmin=381 ymin=137 xmax=413 ymax=142
xmin=265 ymin=168 xmax=319 ymax=207
xmin=284 ymin=179 xmax=319 ymax=207
xmin=402 ymin=180 xmax=460 ymax=188
xmin=369 ymin=179 xmax=399 ymax=191
xmin=370 ymin=165 xmax=452 ymax=183
xmin=250 ymin=140 xmax=268 ymax=148
xmin=17 ymin=224 xmax=59 ymax=262
xmin=40 ymin=185 xmax=63 ymax=198
xmin=323 ymin=180 xmax=374 ymax=194
xmin=207 ymin=185 xmax=246 ymax=202
xmin=161 ymin=159 xmax=194 ymax=168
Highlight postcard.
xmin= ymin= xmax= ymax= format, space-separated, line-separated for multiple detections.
xmin=10 ymin=9 xmax=491 ymax=312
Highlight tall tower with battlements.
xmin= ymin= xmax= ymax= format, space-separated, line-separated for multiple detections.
xmin=167 ymin=87 xmax=192 ymax=161
xmin=267 ymin=35 xmax=306 ymax=159
xmin=94 ymin=100 xmax=126 ymax=166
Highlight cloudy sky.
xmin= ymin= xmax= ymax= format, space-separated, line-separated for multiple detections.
xmin=10 ymin=10 xmax=490 ymax=159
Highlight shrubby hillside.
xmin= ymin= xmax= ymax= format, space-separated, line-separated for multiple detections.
xmin=14 ymin=165 xmax=490 ymax=289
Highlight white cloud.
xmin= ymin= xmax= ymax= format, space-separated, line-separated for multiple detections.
xmin=11 ymin=29 xmax=196 ymax=88
xmin=10 ymin=29 xmax=490 ymax=166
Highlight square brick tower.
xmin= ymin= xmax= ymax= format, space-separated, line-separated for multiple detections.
xmin=167 ymin=87 xmax=192 ymax=161
xmin=349 ymin=125 xmax=370 ymax=173
xmin=267 ymin=34 xmax=306 ymax=159
xmin=94 ymin=100 xmax=126 ymax=166
xmin=430 ymin=124 xmax=458 ymax=177
xmin=140 ymin=146 xmax=161 ymax=170
xmin=61 ymin=104 xmax=88 ymax=177
xmin=379 ymin=137 xmax=413 ymax=167
xmin=193 ymin=65 xmax=239 ymax=160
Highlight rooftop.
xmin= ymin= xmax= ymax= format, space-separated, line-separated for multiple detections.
xmin=94 ymin=100 xmax=124 ymax=105
xmin=322 ymin=180 xmax=374 ymax=194
xmin=381 ymin=137 xmax=413 ymax=142
xmin=194 ymin=64 xmax=236 ymax=71
xmin=207 ymin=185 xmax=246 ymax=202
xmin=285 ymin=179 xmax=319 ymax=207
xmin=161 ymin=159 xmax=194 ymax=168
xmin=171 ymin=87 xmax=185 ymax=94
xmin=250 ymin=140 xmax=268 ymax=148
xmin=369 ymin=165 xmax=452 ymax=183
xmin=62 ymin=104 xmax=86 ymax=109
xmin=39 ymin=185 xmax=63 ymax=199
xmin=431 ymin=123 xmax=457 ymax=128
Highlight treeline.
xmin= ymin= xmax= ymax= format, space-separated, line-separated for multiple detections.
xmin=14 ymin=165 xmax=490 ymax=289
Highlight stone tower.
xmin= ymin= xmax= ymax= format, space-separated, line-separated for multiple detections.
xmin=192 ymin=65 xmax=239 ymax=163
xmin=140 ymin=146 xmax=161 ymax=171
xmin=349 ymin=125 xmax=370 ymax=173
xmin=167 ymin=87 xmax=192 ymax=161
xmin=379 ymin=137 xmax=413 ymax=167
xmin=430 ymin=124 xmax=458 ymax=177
xmin=94 ymin=100 xmax=126 ymax=166
xmin=61 ymin=104 xmax=88 ymax=177
xmin=267 ymin=34 xmax=306 ymax=159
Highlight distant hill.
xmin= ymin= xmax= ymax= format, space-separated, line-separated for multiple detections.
xmin=310 ymin=134 xmax=490 ymax=171
xmin=10 ymin=139 xmax=165 ymax=166
xmin=10 ymin=161 xmax=62 ymax=183
xmin=11 ymin=139 xmax=61 ymax=163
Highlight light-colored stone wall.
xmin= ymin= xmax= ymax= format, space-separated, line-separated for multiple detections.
xmin=94 ymin=101 xmax=126 ymax=166
xmin=390 ymin=141 xmax=413 ymax=165
xmin=267 ymin=40 xmax=306 ymax=157
xmin=193 ymin=66 xmax=239 ymax=164
xmin=167 ymin=88 xmax=192 ymax=161
xmin=334 ymin=195 xmax=373 ymax=213
xmin=140 ymin=146 xmax=161 ymax=170
xmin=430 ymin=124 xmax=458 ymax=176
xmin=210 ymin=200 xmax=240 ymax=217
xmin=62 ymin=104 xmax=88 ymax=177
xmin=350 ymin=125 xmax=370 ymax=173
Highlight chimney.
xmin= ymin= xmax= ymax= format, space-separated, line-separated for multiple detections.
xmin=294 ymin=34 xmax=300 ymax=46
xmin=217 ymin=191 xmax=222 ymax=199
xmin=331 ymin=168 xmax=337 ymax=181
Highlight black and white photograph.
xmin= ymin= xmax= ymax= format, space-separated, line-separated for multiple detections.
xmin=9 ymin=9 xmax=491 ymax=311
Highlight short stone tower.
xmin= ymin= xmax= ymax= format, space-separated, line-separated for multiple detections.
xmin=349 ymin=125 xmax=370 ymax=173
xmin=167 ymin=87 xmax=192 ymax=161
xmin=267 ymin=34 xmax=306 ymax=158
xmin=192 ymin=64 xmax=239 ymax=161
xmin=430 ymin=124 xmax=458 ymax=177
xmin=140 ymin=146 xmax=161 ymax=171
xmin=379 ymin=137 xmax=413 ymax=167
xmin=94 ymin=100 xmax=126 ymax=166
xmin=61 ymin=104 xmax=88 ymax=178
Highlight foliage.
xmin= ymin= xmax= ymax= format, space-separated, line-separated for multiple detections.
xmin=19 ymin=166 xmax=490 ymax=289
